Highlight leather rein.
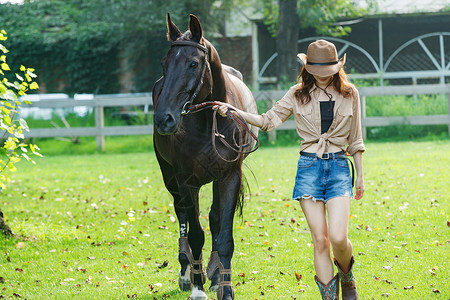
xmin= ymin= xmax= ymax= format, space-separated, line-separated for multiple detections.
xmin=170 ymin=40 xmax=259 ymax=162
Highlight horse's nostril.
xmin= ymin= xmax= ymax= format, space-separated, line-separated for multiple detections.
xmin=155 ymin=112 xmax=178 ymax=135
xmin=164 ymin=113 xmax=175 ymax=126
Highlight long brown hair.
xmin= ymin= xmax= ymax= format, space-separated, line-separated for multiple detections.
xmin=294 ymin=67 xmax=354 ymax=105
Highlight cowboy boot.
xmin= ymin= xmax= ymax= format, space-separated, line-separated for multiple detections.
xmin=315 ymin=274 xmax=339 ymax=300
xmin=334 ymin=256 xmax=359 ymax=300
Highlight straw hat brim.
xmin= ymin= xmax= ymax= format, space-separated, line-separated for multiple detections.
xmin=297 ymin=53 xmax=346 ymax=77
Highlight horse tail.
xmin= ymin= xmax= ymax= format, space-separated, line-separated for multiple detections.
xmin=235 ymin=173 xmax=247 ymax=218
xmin=235 ymin=162 xmax=256 ymax=218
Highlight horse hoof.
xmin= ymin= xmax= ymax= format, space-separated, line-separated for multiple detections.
xmin=179 ymin=270 xmax=192 ymax=291
xmin=179 ymin=278 xmax=191 ymax=291
xmin=189 ymin=287 xmax=208 ymax=300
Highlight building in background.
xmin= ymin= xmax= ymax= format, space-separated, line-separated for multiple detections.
xmin=220 ymin=0 xmax=450 ymax=90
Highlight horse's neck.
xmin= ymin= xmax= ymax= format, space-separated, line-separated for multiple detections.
xmin=205 ymin=40 xmax=227 ymax=101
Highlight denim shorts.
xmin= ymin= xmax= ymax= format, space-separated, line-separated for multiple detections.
xmin=292 ymin=153 xmax=353 ymax=203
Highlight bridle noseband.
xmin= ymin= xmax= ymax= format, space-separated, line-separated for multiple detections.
xmin=171 ymin=40 xmax=210 ymax=116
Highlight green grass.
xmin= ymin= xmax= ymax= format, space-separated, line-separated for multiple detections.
xmin=0 ymin=141 xmax=449 ymax=299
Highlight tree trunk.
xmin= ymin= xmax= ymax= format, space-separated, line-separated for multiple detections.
xmin=0 ymin=208 xmax=13 ymax=237
xmin=277 ymin=0 xmax=301 ymax=85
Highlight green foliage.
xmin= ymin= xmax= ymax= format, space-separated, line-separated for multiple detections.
xmin=0 ymin=0 xmax=251 ymax=94
xmin=0 ymin=142 xmax=448 ymax=298
xmin=261 ymin=0 xmax=371 ymax=37
xmin=0 ymin=30 xmax=42 ymax=189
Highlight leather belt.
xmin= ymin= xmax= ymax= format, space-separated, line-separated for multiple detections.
xmin=300 ymin=151 xmax=346 ymax=160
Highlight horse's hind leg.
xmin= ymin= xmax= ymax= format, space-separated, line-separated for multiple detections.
xmin=216 ymin=171 xmax=242 ymax=300
xmin=207 ymin=181 xmax=221 ymax=291
xmin=155 ymin=150 xmax=191 ymax=291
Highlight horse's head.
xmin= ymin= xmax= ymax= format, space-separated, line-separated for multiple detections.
xmin=154 ymin=14 xmax=212 ymax=135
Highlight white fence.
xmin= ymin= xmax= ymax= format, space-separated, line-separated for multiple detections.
xmin=19 ymin=84 xmax=450 ymax=150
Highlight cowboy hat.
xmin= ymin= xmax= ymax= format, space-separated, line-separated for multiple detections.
xmin=297 ymin=39 xmax=346 ymax=77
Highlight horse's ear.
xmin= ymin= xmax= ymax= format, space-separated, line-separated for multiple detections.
xmin=167 ymin=13 xmax=182 ymax=41
xmin=189 ymin=14 xmax=203 ymax=43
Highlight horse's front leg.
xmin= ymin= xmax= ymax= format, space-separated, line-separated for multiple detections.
xmin=155 ymin=151 xmax=193 ymax=291
xmin=179 ymin=182 xmax=207 ymax=300
xmin=216 ymin=170 xmax=242 ymax=300
xmin=174 ymin=193 xmax=192 ymax=291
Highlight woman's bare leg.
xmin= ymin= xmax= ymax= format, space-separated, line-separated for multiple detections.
xmin=300 ymin=198 xmax=334 ymax=283
xmin=327 ymin=196 xmax=353 ymax=272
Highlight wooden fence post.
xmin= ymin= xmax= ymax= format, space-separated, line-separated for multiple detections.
xmin=95 ymin=99 xmax=105 ymax=151
xmin=448 ymin=93 xmax=450 ymax=135
xmin=361 ymin=95 xmax=367 ymax=139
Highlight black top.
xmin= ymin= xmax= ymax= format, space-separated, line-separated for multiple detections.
xmin=320 ymin=101 xmax=335 ymax=134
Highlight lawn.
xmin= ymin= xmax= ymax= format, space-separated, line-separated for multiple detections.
xmin=0 ymin=140 xmax=448 ymax=299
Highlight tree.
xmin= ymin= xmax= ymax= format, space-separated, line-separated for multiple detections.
xmin=0 ymin=30 xmax=42 ymax=237
xmin=0 ymin=0 xmax=250 ymax=93
xmin=261 ymin=0 xmax=370 ymax=84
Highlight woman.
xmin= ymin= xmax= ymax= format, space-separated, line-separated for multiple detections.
xmin=214 ymin=39 xmax=364 ymax=300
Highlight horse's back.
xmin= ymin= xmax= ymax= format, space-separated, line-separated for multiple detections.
xmin=226 ymin=72 xmax=259 ymax=148
xmin=226 ymin=73 xmax=257 ymax=115
xmin=222 ymin=64 xmax=243 ymax=81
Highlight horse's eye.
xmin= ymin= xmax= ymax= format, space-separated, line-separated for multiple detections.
xmin=189 ymin=61 xmax=198 ymax=69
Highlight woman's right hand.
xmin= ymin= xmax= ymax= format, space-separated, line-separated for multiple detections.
xmin=212 ymin=102 xmax=233 ymax=118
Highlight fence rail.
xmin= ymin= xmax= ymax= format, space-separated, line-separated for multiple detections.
xmin=19 ymin=84 xmax=450 ymax=150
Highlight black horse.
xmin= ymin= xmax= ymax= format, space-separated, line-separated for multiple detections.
xmin=153 ymin=14 xmax=258 ymax=300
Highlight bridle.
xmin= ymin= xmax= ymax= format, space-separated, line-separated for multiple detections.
xmin=169 ymin=39 xmax=259 ymax=162
xmin=171 ymin=40 xmax=210 ymax=116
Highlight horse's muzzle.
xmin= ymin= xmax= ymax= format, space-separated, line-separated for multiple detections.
xmin=154 ymin=112 xmax=180 ymax=135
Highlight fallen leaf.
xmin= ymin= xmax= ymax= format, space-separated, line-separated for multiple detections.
xmin=156 ymin=260 xmax=168 ymax=269
xmin=64 ymin=278 xmax=75 ymax=282
xmin=404 ymin=286 xmax=414 ymax=290
xmin=295 ymin=272 xmax=302 ymax=281
xmin=383 ymin=266 xmax=392 ymax=270
xmin=432 ymin=288 xmax=440 ymax=293
xmin=238 ymin=273 xmax=245 ymax=277
xmin=15 ymin=242 xmax=25 ymax=249
xmin=15 ymin=268 xmax=24 ymax=273
xmin=86 ymin=275 xmax=93 ymax=284
xmin=0 ymin=277 xmax=4 ymax=283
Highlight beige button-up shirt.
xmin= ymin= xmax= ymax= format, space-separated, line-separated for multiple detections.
xmin=260 ymin=84 xmax=365 ymax=157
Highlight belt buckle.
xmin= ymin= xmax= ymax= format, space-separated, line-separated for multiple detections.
xmin=322 ymin=153 xmax=330 ymax=160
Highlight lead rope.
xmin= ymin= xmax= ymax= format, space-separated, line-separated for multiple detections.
xmin=184 ymin=101 xmax=259 ymax=162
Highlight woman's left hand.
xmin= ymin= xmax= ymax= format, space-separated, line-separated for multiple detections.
xmin=354 ymin=177 xmax=364 ymax=200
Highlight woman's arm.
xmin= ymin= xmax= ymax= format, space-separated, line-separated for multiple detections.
xmin=213 ymin=102 xmax=265 ymax=128
xmin=353 ymin=150 xmax=364 ymax=200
